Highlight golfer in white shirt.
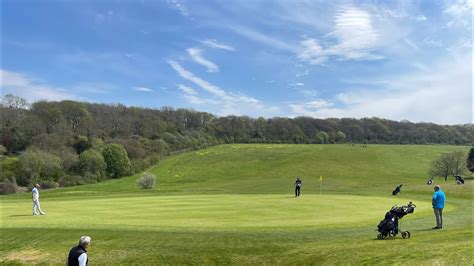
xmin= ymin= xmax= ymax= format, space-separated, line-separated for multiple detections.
xmin=32 ymin=184 xmax=46 ymax=215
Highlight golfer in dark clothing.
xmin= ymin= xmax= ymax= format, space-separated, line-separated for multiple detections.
xmin=295 ymin=177 xmax=302 ymax=197
xmin=392 ymin=184 xmax=403 ymax=195
xmin=67 ymin=236 xmax=91 ymax=266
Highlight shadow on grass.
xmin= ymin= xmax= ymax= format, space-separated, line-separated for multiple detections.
xmin=9 ymin=214 xmax=33 ymax=217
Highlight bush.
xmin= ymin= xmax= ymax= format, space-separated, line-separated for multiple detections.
xmin=0 ymin=156 xmax=19 ymax=182
xmin=102 ymin=144 xmax=131 ymax=178
xmin=0 ymin=179 xmax=18 ymax=194
xmin=58 ymin=175 xmax=87 ymax=187
xmin=16 ymin=149 xmax=64 ymax=186
xmin=137 ymin=172 xmax=156 ymax=189
xmin=38 ymin=180 xmax=59 ymax=189
xmin=77 ymin=149 xmax=106 ymax=179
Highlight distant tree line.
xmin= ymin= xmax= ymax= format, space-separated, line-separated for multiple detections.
xmin=0 ymin=94 xmax=472 ymax=192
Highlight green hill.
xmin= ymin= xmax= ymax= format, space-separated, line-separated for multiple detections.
xmin=1 ymin=144 xmax=472 ymax=264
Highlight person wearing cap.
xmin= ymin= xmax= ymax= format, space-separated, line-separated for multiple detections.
xmin=432 ymin=185 xmax=446 ymax=229
xmin=67 ymin=236 xmax=91 ymax=266
xmin=294 ymin=177 xmax=302 ymax=197
xmin=32 ymin=183 xmax=46 ymax=215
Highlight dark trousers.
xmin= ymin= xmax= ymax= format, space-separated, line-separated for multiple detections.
xmin=295 ymin=186 xmax=301 ymax=197
xmin=434 ymin=208 xmax=443 ymax=228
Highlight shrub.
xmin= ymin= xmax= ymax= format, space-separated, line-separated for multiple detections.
xmin=138 ymin=172 xmax=156 ymax=189
xmin=16 ymin=149 xmax=64 ymax=186
xmin=38 ymin=180 xmax=59 ymax=189
xmin=58 ymin=175 xmax=87 ymax=187
xmin=0 ymin=156 xmax=19 ymax=182
xmin=77 ymin=149 xmax=106 ymax=179
xmin=102 ymin=144 xmax=131 ymax=178
xmin=0 ymin=179 xmax=18 ymax=194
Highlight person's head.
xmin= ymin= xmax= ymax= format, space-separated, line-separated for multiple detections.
xmin=79 ymin=236 xmax=91 ymax=249
xmin=434 ymin=185 xmax=441 ymax=191
xmin=35 ymin=184 xmax=41 ymax=189
xmin=297 ymin=177 xmax=301 ymax=180
xmin=399 ymin=184 xmax=403 ymax=187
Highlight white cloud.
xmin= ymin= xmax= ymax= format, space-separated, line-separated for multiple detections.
xmin=298 ymin=6 xmax=383 ymax=64
xmin=229 ymin=25 xmax=298 ymax=52
xmin=444 ymin=0 xmax=472 ymax=28
xmin=328 ymin=6 xmax=381 ymax=59
xmin=168 ymin=60 xmax=279 ymax=116
xmin=293 ymin=51 xmax=472 ymax=124
xmin=201 ymin=39 xmax=235 ymax=51
xmin=168 ymin=60 xmax=226 ymax=97
xmin=296 ymin=69 xmax=310 ymax=77
xmin=290 ymin=82 xmax=304 ymax=86
xmin=177 ymin=84 xmax=197 ymax=95
xmin=133 ymin=86 xmax=153 ymax=92
xmin=187 ymin=48 xmax=219 ymax=73
xmin=289 ymin=100 xmax=334 ymax=117
xmin=422 ymin=38 xmax=444 ymax=47
xmin=297 ymin=39 xmax=327 ymax=64
xmin=0 ymin=69 xmax=78 ymax=102
xmin=415 ymin=15 xmax=428 ymax=21
xmin=167 ymin=0 xmax=189 ymax=16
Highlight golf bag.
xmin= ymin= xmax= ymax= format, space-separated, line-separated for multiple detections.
xmin=377 ymin=202 xmax=416 ymax=240
xmin=455 ymin=175 xmax=464 ymax=184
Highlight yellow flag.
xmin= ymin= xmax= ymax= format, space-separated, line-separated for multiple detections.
xmin=319 ymin=175 xmax=323 ymax=182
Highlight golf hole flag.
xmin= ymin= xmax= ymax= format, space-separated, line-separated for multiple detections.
xmin=319 ymin=175 xmax=323 ymax=195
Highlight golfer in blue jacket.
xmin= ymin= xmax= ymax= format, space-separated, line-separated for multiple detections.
xmin=432 ymin=185 xmax=446 ymax=229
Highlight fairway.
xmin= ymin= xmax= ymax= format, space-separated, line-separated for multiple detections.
xmin=1 ymin=144 xmax=473 ymax=264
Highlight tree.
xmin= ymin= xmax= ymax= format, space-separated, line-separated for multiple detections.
xmin=0 ymin=94 xmax=29 ymax=153
xmin=429 ymin=151 xmax=468 ymax=181
xmin=102 ymin=143 xmax=131 ymax=178
xmin=77 ymin=149 xmax=106 ymax=180
xmin=467 ymin=147 xmax=474 ymax=173
xmin=315 ymin=131 xmax=329 ymax=144
xmin=16 ymin=149 xmax=63 ymax=186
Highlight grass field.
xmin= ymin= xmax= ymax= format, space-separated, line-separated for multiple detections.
xmin=1 ymin=144 xmax=473 ymax=264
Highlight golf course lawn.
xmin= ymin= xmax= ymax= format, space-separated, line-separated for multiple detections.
xmin=1 ymin=144 xmax=473 ymax=264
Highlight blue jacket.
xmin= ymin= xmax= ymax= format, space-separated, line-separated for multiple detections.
xmin=432 ymin=190 xmax=446 ymax=209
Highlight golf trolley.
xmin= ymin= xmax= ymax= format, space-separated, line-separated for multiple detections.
xmin=376 ymin=202 xmax=416 ymax=240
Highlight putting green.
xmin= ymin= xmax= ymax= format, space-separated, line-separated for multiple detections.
xmin=1 ymin=194 xmax=432 ymax=232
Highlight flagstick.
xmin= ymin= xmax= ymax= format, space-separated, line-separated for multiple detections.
xmin=320 ymin=181 xmax=322 ymax=195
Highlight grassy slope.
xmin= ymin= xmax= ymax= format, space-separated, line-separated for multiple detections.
xmin=1 ymin=144 xmax=472 ymax=264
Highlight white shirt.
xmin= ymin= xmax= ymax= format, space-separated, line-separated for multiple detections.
xmin=32 ymin=187 xmax=39 ymax=201
xmin=78 ymin=253 xmax=87 ymax=266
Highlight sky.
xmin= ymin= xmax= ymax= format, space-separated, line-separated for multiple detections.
xmin=1 ymin=0 xmax=472 ymax=125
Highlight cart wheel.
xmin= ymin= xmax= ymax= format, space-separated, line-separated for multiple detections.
xmin=401 ymin=231 xmax=411 ymax=239
xmin=377 ymin=234 xmax=383 ymax=240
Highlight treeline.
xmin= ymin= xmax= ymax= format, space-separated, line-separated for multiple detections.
xmin=0 ymin=94 xmax=472 ymax=192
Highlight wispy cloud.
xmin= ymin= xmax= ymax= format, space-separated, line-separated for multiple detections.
xmin=298 ymin=6 xmax=383 ymax=64
xmin=176 ymin=84 xmax=217 ymax=105
xmin=289 ymin=100 xmax=334 ymax=117
xmin=167 ymin=0 xmax=189 ymax=17
xmin=177 ymin=84 xmax=197 ymax=95
xmin=229 ymin=25 xmax=298 ymax=52
xmin=290 ymin=82 xmax=304 ymax=86
xmin=133 ymin=86 xmax=153 ymax=92
xmin=168 ymin=60 xmax=279 ymax=116
xmin=290 ymin=51 xmax=472 ymax=124
xmin=0 ymin=69 xmax=78 ymax=102
xmin=187 ymin=48 xmax=219 ymax=73
xmin=201 ymin=39 xmax=235 ymax=51
xmin=415 ymin=15 xmax=427 ymax=21
xmin=443 ymin=0 xmax=472 ymax=28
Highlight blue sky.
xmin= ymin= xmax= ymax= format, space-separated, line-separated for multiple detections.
xmin=1 ymin=0 xmax=472 ymax=124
